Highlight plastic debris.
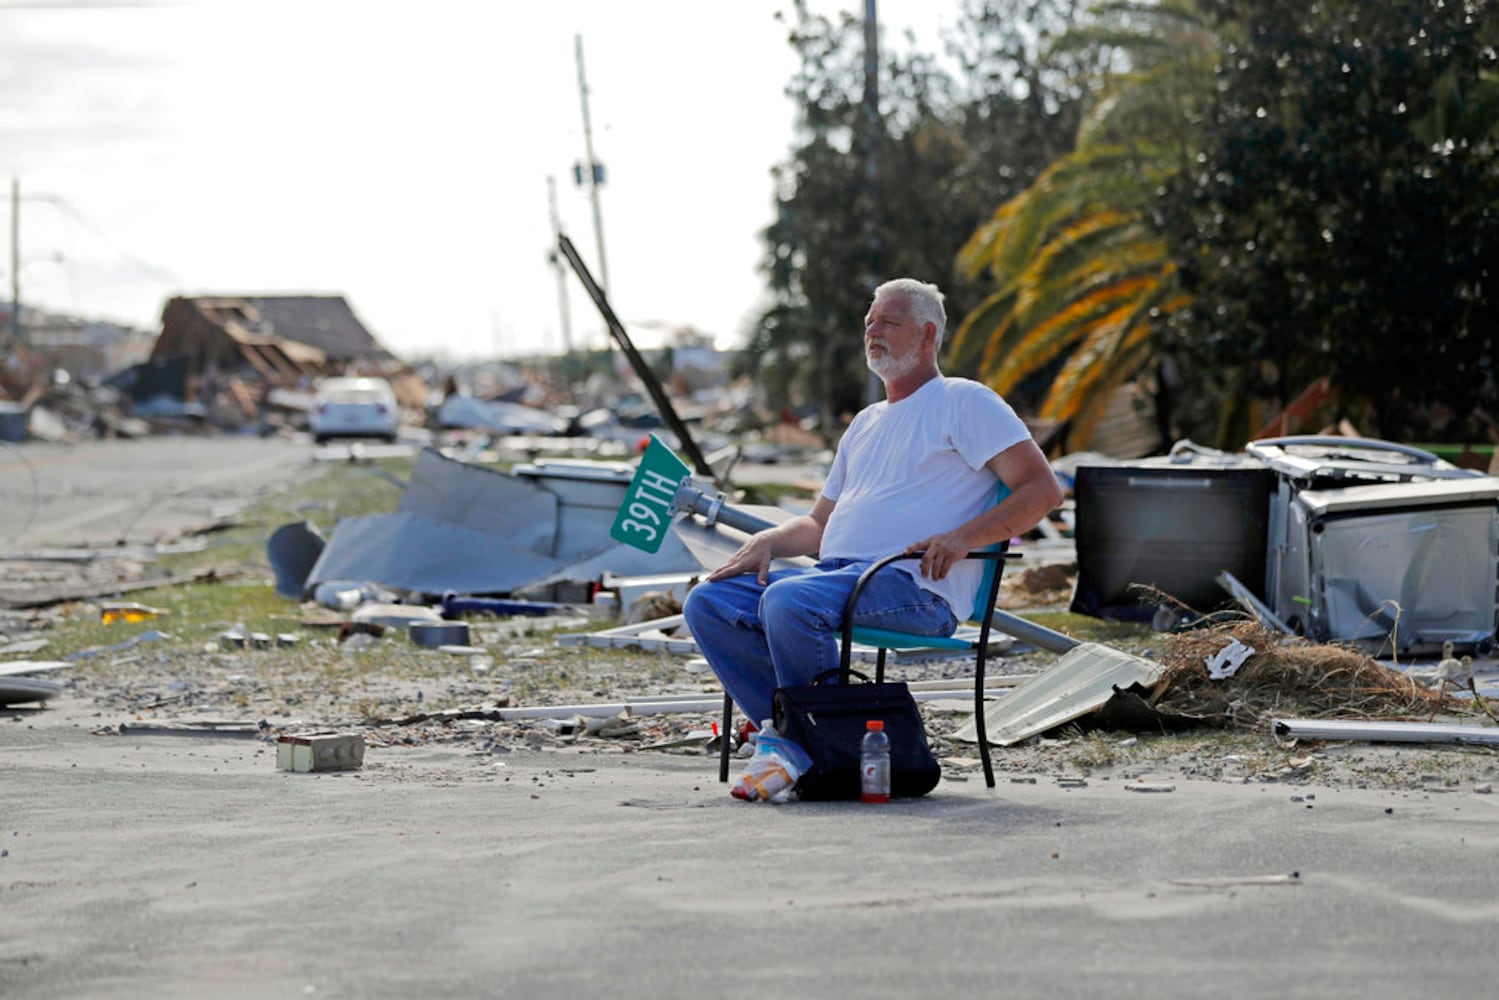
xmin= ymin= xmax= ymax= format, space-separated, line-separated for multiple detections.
xmin=1205 ymin=638 xmax=1255 ymax=680
xmin=99 ymin=602 xmax=164 ymax=625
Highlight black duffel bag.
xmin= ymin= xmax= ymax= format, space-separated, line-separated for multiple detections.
xmin=771 ymin=669 xmax=941 ymax=801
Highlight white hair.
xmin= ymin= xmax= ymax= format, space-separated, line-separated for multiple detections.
xmin=873 ymin=278 xmax=947 ymax=349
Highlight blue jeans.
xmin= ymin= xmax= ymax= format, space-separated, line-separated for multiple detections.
xmin=681 ymin=558 xmax=958 ymax=728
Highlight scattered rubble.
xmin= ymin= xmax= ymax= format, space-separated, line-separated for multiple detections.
xmin=6 ymin=394 xmax=1499 ymax=795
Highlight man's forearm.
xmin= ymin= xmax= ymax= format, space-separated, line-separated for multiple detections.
xmin=993 ymin=477 xmax=1062 ymax=541
xmin=759 ymin=513 xmax=826 ymax=558
xmin=955 ymin=478 xmax=1063 ymax=550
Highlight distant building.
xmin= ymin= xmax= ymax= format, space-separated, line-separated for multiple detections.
xmin=1 ymin=301 xmax=153 ymax=381
xmin=150 ymin=294 xmax=395 ymax=386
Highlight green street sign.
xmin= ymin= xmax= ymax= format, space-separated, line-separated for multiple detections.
xmin=610 ymin=434 xmax=692 ymax=553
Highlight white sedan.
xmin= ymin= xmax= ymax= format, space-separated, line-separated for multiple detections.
xmin=308 ymin=376 xmax=401 ymax=444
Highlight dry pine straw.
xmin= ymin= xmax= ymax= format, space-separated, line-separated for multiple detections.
xmin=1152 ymin=620 xmax=1461 ymax=729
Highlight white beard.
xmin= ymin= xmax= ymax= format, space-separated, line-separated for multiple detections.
xmin=866 ymin=345 xmax=919 ymax=381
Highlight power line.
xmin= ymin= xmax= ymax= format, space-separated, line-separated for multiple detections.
xmin=24 ymin=192 xmax=177 ymax=283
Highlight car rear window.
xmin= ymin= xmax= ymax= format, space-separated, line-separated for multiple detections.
xmin=324 ymin=389 xmax=387 ymax=404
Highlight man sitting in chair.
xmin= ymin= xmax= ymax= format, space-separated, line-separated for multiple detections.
xmin=682 ymin=277 xmax=1064 ymax=730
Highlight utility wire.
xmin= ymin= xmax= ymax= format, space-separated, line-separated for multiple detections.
xmin=26 ymin=192 xmax=178 ymax=283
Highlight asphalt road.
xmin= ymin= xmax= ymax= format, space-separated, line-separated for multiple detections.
xmin=0 ymin=433 xmax=827 ymax=554
xmin=5 ymin=703 xmax=1498 ymax=999
xmin=0 ymin=435 xmax=326 ymax=550
xmin=3 ymin=437 xmax=1498 ymax=996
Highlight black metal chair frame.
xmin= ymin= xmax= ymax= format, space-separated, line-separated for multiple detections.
xmin=718 ymin=545 xmax=1019 ymax=789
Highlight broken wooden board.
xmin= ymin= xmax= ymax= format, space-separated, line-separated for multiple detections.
xmin=0 ymin=660 xmax=71 ymax=678
xmin=554 ymin=615 xmax=699 ymax=655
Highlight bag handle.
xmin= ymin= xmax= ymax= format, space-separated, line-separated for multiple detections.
xmin=811 ymin=667 xmax=870 ymax=686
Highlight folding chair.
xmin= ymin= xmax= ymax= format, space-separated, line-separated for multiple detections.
xmin=717 ymin=522 xmax=1021 ymax=789
xmin=831 ymin=542 xmax=1019 ymax=789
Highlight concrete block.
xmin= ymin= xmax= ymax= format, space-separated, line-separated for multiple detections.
xmin=276 ymin=732 xmax=365 ymax=772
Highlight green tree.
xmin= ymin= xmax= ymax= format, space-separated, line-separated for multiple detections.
xmin=948 ymin=0 xmax=1216 ymax=449
xmin=1164 ymin=0 xmax=1499 ymax=443
xmin=744 ymin=0 xmax=1092 ymax=431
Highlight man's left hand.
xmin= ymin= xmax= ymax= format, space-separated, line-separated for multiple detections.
xmin=905 ymin=530 xmax=970 ymax=581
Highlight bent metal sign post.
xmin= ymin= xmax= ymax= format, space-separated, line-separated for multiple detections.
xmin=610 ymin=435 xmax=776 ymax=554
xmin=609 ymin=435 xmax=692 ymax=554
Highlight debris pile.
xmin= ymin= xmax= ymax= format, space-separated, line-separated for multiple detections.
xmin=1067 ymin=436 xmax=1499 ymax=657
xmin=1155 ymin=621 xmax=1462 ymax=730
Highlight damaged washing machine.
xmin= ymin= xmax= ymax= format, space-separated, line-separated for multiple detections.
xmin=1248 ymin=437 xmax=1499 ymax=655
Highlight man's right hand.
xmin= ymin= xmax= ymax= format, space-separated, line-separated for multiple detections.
xmin=705 ymin=533 xmax=777 ymax=584
xmin=703 ymin=500 xmax=834 ymax=585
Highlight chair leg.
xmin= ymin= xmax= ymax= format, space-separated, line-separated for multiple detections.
xmin=976 ymin=646 xmax=995 ymax=788
xmin=719 ymin=692 xmax=733 ymax=783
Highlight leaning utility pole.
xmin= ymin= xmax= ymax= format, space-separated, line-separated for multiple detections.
xmin=574 ymin=34 xmax=610 ymax=303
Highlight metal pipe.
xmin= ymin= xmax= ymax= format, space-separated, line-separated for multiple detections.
xmin=671 ymin=481 xmax=778 ymax=536
xmin=1272 ymin=718 xmax=1499 ymax=746
xmin=494 ymin=683 xmax=1026 ymax=722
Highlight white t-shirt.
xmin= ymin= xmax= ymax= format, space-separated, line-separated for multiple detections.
xmin=820 ymin=376 xmax=1032 ymax=616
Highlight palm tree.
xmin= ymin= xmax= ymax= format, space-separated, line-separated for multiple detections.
xmin=948 ymin=0 xmax=1217 ymax=448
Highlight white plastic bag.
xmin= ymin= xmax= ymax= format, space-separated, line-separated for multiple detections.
xmin=731 ymin=725 xmax=813 ymax=803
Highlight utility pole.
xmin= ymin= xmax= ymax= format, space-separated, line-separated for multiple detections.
xmin=546 ymin=175 xmax=574 ymax=360
xmin=547 ymin=175 xmax=577 ymax=395
xmin=862 ymin=0 xmax=883 ymax=406
xmin=9 ymin=177 xmax=20 ymax=350
xmin=574 ymin=34 xmax=610 ymax=305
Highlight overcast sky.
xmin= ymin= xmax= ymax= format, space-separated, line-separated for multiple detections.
xmin=0 ymin=0 xmax=960 ymax=361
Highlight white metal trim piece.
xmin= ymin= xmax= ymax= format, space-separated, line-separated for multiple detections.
xmin=1298 ymin=476 xmax=1499 ymax=516
xmin=554 ymin=617 xmax=1012 ymax=664
xmin=490 ymin=683 xmax=1024 ymax=722
xmin=952 ymin=641 xmax=1165 ymax=746
xmin=1272 ymin=718 xmax=1499 ymax=745
xmin=0 ymin=660 xmax=72 ymax=678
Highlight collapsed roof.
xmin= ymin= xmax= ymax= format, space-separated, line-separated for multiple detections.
xmin=151 ymin=295 xmax=394 ymax=384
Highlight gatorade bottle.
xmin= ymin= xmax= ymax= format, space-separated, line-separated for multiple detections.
xmin=860 ymin=720 xmax=891 ymax=803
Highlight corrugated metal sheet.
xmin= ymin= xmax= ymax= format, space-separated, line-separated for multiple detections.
xmin=951 ymin=641 xmax=1164 ymax=746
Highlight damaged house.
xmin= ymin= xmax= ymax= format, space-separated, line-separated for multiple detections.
xmin=134 ymin=294 xmax=423 ymax=427
xmin=151 ymin=294 xmax=394 ymax=385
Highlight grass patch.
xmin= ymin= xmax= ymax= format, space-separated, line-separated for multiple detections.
xmin=59 ymin=579 xmax=295 ymax=661
xmin=1065 ymin=731 xmax=1126 ymax=769
xmin=40 ymin=455 xmax=420 ymax=666
xmin=1024 ymin=609 xmax=1162 ymax=648
xmin=149 ymin=454 xmax=418 ymax=578
xmin=29 ymin=451 xmax=710 ymax=723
